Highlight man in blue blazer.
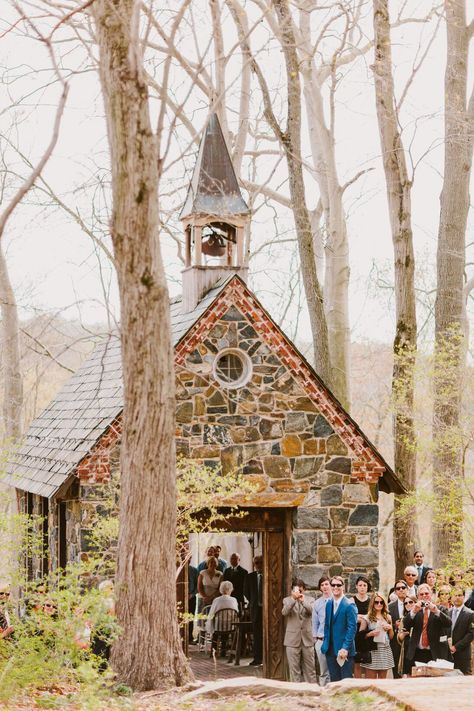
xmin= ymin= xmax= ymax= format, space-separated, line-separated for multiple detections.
xmin=321 ymin=576 xmax=357 ymax=681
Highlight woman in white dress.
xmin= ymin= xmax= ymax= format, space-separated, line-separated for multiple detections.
xmin=197 ymin=556 xmax=223 ymax=607
xmin=359 ymin=592 xmax=394 ymax=679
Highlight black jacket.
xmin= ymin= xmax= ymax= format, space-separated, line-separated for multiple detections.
xmin=403 ymin=606 xmax=451 ymax=661
xmin=449 ymin=606 xmax=474 ymax=673
xmin=244 ymin=571 xmax=262 ymax=622
xmin=223 ymin=565 xmax=248 ymax=605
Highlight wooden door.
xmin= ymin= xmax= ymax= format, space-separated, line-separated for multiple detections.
xmin=263 ymin=529 xmax=286 ymax=679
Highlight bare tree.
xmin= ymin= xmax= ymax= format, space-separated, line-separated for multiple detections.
xmin=432 ymin=0 xmax=474 ymax=566
xmin=92 ymin=0 xmax=192 ymax=689
xmin=0 ymin=6 xmax=68 ymax=525
xmin=372 ymin=0 xmax=418 ymax=578
xmin=250 ymin=0 xmax=332 ymax=388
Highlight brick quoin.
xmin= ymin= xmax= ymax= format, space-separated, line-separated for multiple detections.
xmin=76 ymin=418 xmax=122 ymax=484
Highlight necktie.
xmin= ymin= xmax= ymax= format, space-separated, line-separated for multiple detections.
xmin=452 ymin=608 xmax=460 ymax=629
xmin=421 ymin=607 xmax=429 ymax=648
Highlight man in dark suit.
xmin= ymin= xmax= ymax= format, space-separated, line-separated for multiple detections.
xmin=244 ymin=554 xmax=263 ymax=666
xmin=321 ymin=576 xmax=357 ymax=681
xmin=223 ymin=553 xmax=248 ymax=612
xmin=388 ymin=579 xmax=408 ymax=678
xmin=403 ymin=583 xmax=451 ymax=665
xmin=413 ymin=551 xmax=430 ymax=586
xmin=448 ymin=589 xmax=474 ymax=674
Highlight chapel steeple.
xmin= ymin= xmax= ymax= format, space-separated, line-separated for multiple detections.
xmin=180 ymin=113 xmax=250 ymax=312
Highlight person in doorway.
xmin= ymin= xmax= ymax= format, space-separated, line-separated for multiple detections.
xmin=321 ymin=576 xmax=357 ymax=681
xmin=448 ymin=588 xmax=474 ymax=674
xmin=214 ymin=545 xmax=228 ymax=572
xmin=197 ymin=556 xmax=222 ymax=607
xmin=197 ymin=546 xmax=216 ymax=573
xmin=223 ymin=553 xmax=248 ymax=612
xmin=205 ymin=581 xmax=239 ymax=636
xmin=282 ymin=579 xmax=316 ymax=683
xmin=403 ymin=583 xmax=451 ymax=666
xmin=388 ymin=580 xmax=408 ymax=678
xmin=244 ymin=555 xmax=263 ymax=666
xmin=312 ymin=575 xmax=332 ymax=686
xmin=359 ymin=593 xmax=394 ymax=679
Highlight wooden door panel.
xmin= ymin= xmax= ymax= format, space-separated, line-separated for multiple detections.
xmin=263 ymin=529 xmax=285 ymax=679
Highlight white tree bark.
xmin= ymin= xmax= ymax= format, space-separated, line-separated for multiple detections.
xmin=373 ymin=0 xmax=418 ymax=579
xmin=432 ymin=0 xmax=474 ymax=567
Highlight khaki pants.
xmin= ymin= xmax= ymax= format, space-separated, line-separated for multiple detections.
xmin=286 ymin=644 xmax=317 ymax=683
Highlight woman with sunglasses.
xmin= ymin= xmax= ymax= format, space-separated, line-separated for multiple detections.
xmin=359 ymin=593 xmax=394 ymax=678
xmin=435 ymin=584 xmax=453 ymax=609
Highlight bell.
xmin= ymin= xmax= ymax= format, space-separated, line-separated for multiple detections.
xmin=202 ymin=234 xmax=226 ymax=257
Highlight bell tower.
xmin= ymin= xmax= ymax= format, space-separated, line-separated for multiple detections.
xmin=180 ymin=113 xmax=250 ymax=312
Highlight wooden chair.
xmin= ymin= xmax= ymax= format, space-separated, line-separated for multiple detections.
xmin=211 ymin=608 xmax=239 ymax=658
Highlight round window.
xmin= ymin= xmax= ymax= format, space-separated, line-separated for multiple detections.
xmin=213 ymin=349 xmax=252 ymax=389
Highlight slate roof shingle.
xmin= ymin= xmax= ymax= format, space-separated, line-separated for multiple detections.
xmin=2 ymin=278 xmax=231 ymax=498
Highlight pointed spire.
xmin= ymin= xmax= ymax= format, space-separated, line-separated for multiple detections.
xmin=180 ymin=113 xmax=249 ymax=219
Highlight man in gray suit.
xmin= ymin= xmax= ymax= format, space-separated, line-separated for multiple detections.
xmin=282 ymin=579 xmax=317 ymax=682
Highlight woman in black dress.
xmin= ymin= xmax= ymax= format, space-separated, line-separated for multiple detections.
xmin=352 ymin=575 xmax=373 ymax=678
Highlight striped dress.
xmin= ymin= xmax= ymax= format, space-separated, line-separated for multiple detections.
xmin=360 ymin=618 xmax=394 ymax=670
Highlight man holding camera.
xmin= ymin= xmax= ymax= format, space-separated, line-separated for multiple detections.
xmin=403 ymin=583 xmax=451 ymax=665
xmin=282 ymin=579 xmax=316 ymax=683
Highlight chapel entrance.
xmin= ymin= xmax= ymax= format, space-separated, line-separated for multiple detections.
xmin=179 ymin=507 xmax=291 ymax=680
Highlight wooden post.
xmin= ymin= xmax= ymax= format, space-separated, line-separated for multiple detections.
xmin=194 ymin=225 xmax=202 ymax=266
xmin=185 ymin=227 xmax=191 ymax=268
xmin=236 ymin=226 xmax=244 ymax=266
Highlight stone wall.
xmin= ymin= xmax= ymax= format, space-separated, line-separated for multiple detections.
xmin=175 ymin=301 xmax=379 ymax=590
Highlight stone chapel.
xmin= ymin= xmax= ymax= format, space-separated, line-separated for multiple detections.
xmin=4 ymin=113 xmax=403 ymax=679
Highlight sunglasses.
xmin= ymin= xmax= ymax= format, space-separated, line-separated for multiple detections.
xmin=406 ymin=573 xmax=417 ymax=577
xmin=395 ymin=586 xmax=407 ymax=591
xmin=405 ymin=601 xmax=414 ymax=605
xmin=0 ymin=592 xmax=10 ymax=597
xmin=374 ymin=600 xmax=384 ymax=605
xmin=331 ymin=583 xmax=343 ymax=588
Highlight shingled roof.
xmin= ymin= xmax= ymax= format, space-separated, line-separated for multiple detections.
xmin=4 ymin=274 xmax=404 ymax=498
xmin=180 ymin=113 xmax=250 ymax=219
xmin=2 ymin=278 xmax=231 ymax=499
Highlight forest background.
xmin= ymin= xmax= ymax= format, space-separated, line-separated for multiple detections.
xmin=0 ymin=0 xmax=473 ymax=591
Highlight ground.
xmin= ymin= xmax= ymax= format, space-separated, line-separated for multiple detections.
xmin=7 ymin=676 xmax=473 ymax=711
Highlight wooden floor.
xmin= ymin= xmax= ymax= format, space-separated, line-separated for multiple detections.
xmin=188 ymin=644 xmax=263 ymax=681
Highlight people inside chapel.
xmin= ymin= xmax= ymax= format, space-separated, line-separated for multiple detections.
xmin=197 ymin=555 xmax=223 ymax=607
xmin=244 ymin=555 xmax=263 ymax=666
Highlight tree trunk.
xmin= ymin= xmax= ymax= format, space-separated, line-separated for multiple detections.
xmin=92 ymin=0 xmax=192 ymax=689
xmin=299 ymin=10 xmax=350 ymax=408
xmin=373 ymin=0 xmax=418 ymax=579
xmin=432 ymin=0 xmax=473 ymax=567
xmin=0 ymin=245 xmax=22 ymax=519
xmin=262 ymin=0 xmax=332 ymax=389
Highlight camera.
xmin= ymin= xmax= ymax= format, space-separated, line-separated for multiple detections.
xmin=292 ymin=586 xmax=300 ymax=594
xmin=420 ymin=601 xmax=429 ymax=608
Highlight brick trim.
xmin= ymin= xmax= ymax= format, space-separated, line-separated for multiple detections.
xmin=175 ymin=276 xmax=388 ymax=485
